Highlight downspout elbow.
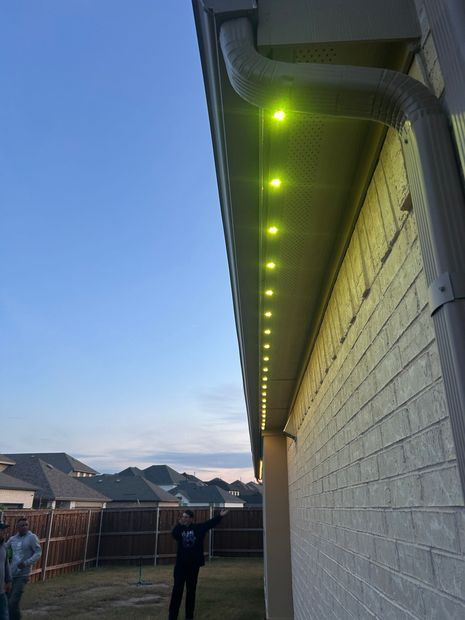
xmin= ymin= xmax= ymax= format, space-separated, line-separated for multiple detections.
xmin=219 ymin=17 xmax=441 ymax=131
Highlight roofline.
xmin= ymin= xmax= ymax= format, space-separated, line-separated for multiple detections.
xmin=192 ymin=0 xmax=262 ymax=473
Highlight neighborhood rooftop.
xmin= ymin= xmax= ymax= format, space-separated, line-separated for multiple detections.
xmin=5 ymin=458 xmax=108 ymax=503
xmin=6 ymin=452 xmax=98 ymax=476
xmin=82 ymin=474 xmax=179 ymax=503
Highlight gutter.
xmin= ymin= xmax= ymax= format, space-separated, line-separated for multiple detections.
xmin=219 ymin=18 xmax=465 ymax=492
xmin=192 ymin=2 xmax=262 ymax=473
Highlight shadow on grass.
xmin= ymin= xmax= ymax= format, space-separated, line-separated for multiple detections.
xmin=21 ymin=558 xmax=264 ymax=619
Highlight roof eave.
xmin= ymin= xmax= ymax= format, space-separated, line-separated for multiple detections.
xmin=193 ymin=0 xmax=262 ymax=475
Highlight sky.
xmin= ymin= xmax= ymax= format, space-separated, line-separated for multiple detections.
xmin=0 ymin=1 xmax=254 ymax=483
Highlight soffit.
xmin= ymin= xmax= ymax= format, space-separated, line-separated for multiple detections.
xmin=193 ymin=0 xmax=419 ymax=475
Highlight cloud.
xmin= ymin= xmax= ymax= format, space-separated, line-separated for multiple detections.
xmin=1 ymin=380 xmax=255 ymax=483
xmin=194 ymin=382 xmax=246 ymax=422
xmin=76 ymin=447 xmax=252 ymax=471
xmin=75 ymin=449 xmax=254 ymax=483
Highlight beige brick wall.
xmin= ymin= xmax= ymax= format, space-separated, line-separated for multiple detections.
xmin=289 ymin=135 xmax=465 ymax=619
xmin=287 ymin=23 xmax=465 ymax=615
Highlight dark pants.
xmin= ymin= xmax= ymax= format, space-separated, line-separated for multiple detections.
xmin=0 ymin=592 xmax=9 ymax=620
xmin=168 ymin=562 xmax=200 ymax=620
xmin=8 ymin=576 xmax=28 ymax=620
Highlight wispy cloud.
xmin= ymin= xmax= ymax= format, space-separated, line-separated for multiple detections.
xmin=1 ymin=381 xmax=255 ymax=482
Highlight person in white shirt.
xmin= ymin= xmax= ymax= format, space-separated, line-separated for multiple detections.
xmin=5 ymin=517 xmax=41 ymax=620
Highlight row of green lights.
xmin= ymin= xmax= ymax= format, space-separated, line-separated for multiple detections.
xmin=260 ymin=110 xmax=287 ymax=432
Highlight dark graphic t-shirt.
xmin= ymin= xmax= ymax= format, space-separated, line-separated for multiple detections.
xmin=171 ymin=515 xmax=222 ymax=567
xmin=181 ymin=529 xmax=196 ymax=549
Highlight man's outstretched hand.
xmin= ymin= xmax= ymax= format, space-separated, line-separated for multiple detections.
xmin=220 ymin=509 xmax=229 ymax=517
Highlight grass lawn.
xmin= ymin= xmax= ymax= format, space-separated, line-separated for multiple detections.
xmin=21 ymin=558 xmax=264 ymax=619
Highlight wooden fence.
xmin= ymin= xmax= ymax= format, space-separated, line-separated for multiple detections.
xmin=1 ymin=507 xmax=263 ymax=582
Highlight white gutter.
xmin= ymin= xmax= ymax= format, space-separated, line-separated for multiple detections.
xmin=219 ymin=18 xmax=465 ymax=491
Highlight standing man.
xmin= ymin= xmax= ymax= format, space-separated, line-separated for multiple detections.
xmin=5 ymin=517 xmax=42 ymax=620
xmin=169 ymin=508 xmax=228 ymax=620
xmin=0 ymin=522 xmax=11 ymax=620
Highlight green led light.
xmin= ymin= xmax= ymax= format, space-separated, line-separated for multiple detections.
xmin=273 ymin=110 xmax=286 ymax=121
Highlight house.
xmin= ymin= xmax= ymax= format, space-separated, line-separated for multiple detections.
xmin=230 ymin=480 xmax=263 ymax=506
xmin=245 ymin=481 xmax=263 ymax=495
xmin=170 ymin=481 xmax=245 ymax=509
xmin=205 ymin=477 xmax=231 ymax=492
xmin=81 ymin=474 xmax=180 ymax=508
xmin=141 ymin=464 xmax=187 ymax=491
xmin=117 ymin=466 xmax=145 ymax=477
xmin=0 ymin=469 xmax=36 ymax=509
xmin=5 ymin=457 xmax=107 ymax=509
xmin=193 ymin=0 xmax=465 ymax=618
xmin=206 ymin=477 xmax=242 ymax=498
xmin=181 ymin=472 xmax=205 ymax=484
xmin=0 ymin=455 xmax=16 ymax=473
xmin=6 ymin=452 xmax=98 ymax=478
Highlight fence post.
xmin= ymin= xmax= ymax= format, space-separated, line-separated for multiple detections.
xmin=41 ymin=510 xmax=54 ymax=582
xmin=95 ymin=508 xmax=104 ymax=568
xmin=153 ymin=506 xmax=160 ymax=566
xmin=209 ymin=505 xmax=213 ymax=561
xmin=82 ymin=509 xmax=92 ymax=572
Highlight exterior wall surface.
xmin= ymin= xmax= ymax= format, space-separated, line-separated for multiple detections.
xmin=0 ymin=489 xmax=34 ymax=508
xmin=288 ymin=136 xmax=465 ymax=619
xmin=286 ymin=9 xmax=465 ymax=615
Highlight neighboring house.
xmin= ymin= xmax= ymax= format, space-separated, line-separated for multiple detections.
xmin=0 ymin=455 xmax=16 ymax=473
xmin=170 ymin=481 xmax=245 ymax=509
xmin=6 ymin=452 xmax=98 ymax=478
xmin=239 ymin=492 xmax=262 ymax=507
xmin=0 ymin=471 xmax=36 ymax=509
xmin=5 ymin=457 xmax=108 ymax=509
xmin=245 ymin=481 xmax=263 ymax=495
xmin=205 ymin=477 xmax=248 ymax=498
xmin=117 ymin=466 xmax=145 ymax=477
xmin=82 ymin=474 xmax=180 ymax=508
xmin=205 ymin=477 xmax=231 ymax=492
xmin=230 ymin=480 xmax=263 ymax=506
xmin=142 ymin=465 xmax=187 ymax=491
xmin=194 ymin=1 xmax=465 ymax=618
xmin=181 ymin=472 xmax=205 ymax=484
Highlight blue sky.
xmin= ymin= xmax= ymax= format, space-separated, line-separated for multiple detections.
xmin=0 ymin=1 xmax=253 ymax=482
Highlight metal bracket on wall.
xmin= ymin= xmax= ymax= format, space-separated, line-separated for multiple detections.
xmin=429 ymin=272 xmax=465 ymax=315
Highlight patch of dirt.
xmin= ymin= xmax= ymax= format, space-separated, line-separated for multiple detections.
xmin=112 ymin=595 xmax=164 ymax=607
xmin=24 ymin=606 xmax=62 ymax=616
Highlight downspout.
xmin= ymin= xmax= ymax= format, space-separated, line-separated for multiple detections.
xmin=219 ymin=18 xmax=465 ymax=493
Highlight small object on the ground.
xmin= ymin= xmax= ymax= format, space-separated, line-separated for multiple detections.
xmin=131 ymin=556 xmax=153 ymax=587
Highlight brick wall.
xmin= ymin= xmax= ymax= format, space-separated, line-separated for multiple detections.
xmin=287 ymin=9 xmax=465 ymax=617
